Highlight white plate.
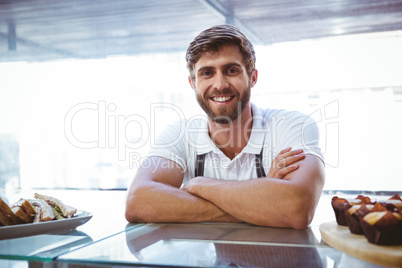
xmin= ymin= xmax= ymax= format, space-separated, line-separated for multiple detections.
xmin=0 ymin=210 xmax=93 ymax=240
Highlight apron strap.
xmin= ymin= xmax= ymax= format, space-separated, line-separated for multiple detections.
xmin=195 ymin=153 xmax=206 ymax=177
xmin=255 ymin=149 xmax=266 ymax=178
xmin=194 ymin=150 xmax=266 ymax=178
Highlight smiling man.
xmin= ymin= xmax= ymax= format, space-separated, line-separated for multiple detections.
xmin=125 ymin=25 xmax=325 ymax=229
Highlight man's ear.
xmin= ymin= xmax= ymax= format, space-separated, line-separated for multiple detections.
xmin=188 ymin=76 xmax=196 ymax=90
xmin=250 ymin=69 xmax=258 ymax=88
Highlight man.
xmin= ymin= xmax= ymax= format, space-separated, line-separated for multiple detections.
xmin=125 ymin=25 xmax=325 ymax=229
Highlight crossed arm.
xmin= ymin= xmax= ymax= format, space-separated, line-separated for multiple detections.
xmin=125 ymin=149 xmax=325 ymax=229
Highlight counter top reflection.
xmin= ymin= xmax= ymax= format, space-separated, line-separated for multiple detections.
xmin=0 ymin=191 xmax=390 ymax=267
xmin=60 ymin=222 xmax=333 ymax=267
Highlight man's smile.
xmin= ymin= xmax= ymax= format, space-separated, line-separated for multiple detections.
xmin=211 ymin=96 xmax=235 ymax=103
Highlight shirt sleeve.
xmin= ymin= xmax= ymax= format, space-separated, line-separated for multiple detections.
xmin=272 ymin=110 xmax=324 ymax=164
xmin=147 ymin=120 xmax=188 ymax=171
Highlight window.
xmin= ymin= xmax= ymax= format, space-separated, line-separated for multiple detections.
xmin=1 ymin=31 xmax=401 ymax=192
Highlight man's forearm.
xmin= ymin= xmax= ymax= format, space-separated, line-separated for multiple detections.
xmin=184 ymin=177 xmax=303 ymax=227
xmin=125 ymin=181 xmax=240 ymax=223
xmin=183 ymin=155 xmax=325 ymax=228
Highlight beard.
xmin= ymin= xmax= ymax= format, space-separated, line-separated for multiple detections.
xmin=196 ymin=85 xmax=251 ymax=124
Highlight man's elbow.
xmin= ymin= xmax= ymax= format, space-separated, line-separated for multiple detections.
xmin=125 ymin=191 xmax=151 ymax=223
xmin=256 ymin=202 xmax=315 ymax=229
xmin=125 ymin=206 xmax=142 ymax=223
xmin=125 ymin=202 xmax=157 ymax=223
xmin=125 ymin=202 xmax=141 ymax=223
xmin=288 ymin=194 xmax=319 ymax=229
xmin=289 ymin=209 xmax=314 ymax=229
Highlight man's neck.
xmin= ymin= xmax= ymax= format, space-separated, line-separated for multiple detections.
xmin=208 ymin=105 xmax=253 ymax=160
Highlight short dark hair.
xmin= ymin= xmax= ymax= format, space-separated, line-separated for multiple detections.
xmin=185 ymin=24 xmax=256 ymax=80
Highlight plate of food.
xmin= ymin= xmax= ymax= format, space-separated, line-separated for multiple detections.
xmin=0 ymin=193 xmax=93 ymax=240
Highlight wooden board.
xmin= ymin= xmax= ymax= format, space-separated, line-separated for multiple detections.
xmin=320 ymin=221 xmax=402 ymax=267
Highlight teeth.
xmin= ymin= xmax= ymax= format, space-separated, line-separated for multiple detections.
xmin=212 ymin=96 xmax=231 ymax=102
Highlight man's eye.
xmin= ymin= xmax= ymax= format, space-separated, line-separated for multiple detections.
xmin=202 ymin=71 xmax=212 ymax=76
xmin=227 ymin=68 xmax=238 ymax=74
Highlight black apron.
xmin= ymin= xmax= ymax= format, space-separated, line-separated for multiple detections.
xmin=194 ymin=149 xmax=266 ymax=178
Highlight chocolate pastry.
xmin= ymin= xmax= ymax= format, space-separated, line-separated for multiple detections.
xmin=360 ymin=211 xmax=402 ymax=245
xmin=331 ymin=195 xmax=372 ymax=226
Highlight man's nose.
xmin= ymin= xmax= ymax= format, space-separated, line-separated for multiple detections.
xmin=213 ymin=72 xmax=229 ymax=90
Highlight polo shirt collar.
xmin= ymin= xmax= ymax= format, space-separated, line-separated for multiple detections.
xmin=242 ymin=103 xmax=266 ymax=155
xmin=195 ymin=103 xmax=265 ymax=156
xmin=195 ymin=117 xmax=215 ymax=155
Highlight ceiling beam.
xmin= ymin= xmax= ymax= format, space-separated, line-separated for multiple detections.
xmin=198 ymin=0 xmax=264 ymax=45
xmin=0 ymin=31 xmax=80 ymax=59
xmin=7 ymin=22 xmax=16 ymax=51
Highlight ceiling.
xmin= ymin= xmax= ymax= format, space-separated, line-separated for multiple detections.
xmin=1 ymin=0 xmax=402 ymax=62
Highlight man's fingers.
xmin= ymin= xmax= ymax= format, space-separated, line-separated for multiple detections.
xmin=274 ymin=152 xmax=305 ymax=169
xmin=278 ymin=147 xmax=292 ymax=155
xmin=279 ymin=148 xmax=303 ymax=158
xmin=284 ymin=153 xmax=305 ymax=166
xmin=268 ymin=148 xmax=305 ymax=179
xmin=277 ymin=164 xmax=299 ymax=179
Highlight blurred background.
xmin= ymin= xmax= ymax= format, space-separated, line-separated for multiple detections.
xmin=1 ymin=0 xmax=402 ymax=196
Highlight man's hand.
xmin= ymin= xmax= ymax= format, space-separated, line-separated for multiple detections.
xmin=267 ymin=147 xmax=305 ymax=179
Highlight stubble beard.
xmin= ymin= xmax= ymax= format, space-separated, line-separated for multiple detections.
xmin=196 ymin=85 xmax=251 ymax=124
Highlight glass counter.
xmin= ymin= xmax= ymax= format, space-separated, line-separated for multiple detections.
xmin=58 ymin=222 xmax=384 ymax=268
xmin=0 ymin=192 xmax=392 ymax=267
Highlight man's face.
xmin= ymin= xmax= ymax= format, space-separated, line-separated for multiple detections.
xmin=190 ymin=45 xmax=257 ymax=124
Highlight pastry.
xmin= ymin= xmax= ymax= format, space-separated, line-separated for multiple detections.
xmin=360 ymin=210 xmax=402 ymax=245
xmin=331 ymin=195 xmax=372 ymax=226
xmin=345 ymin=202 xmax=386 ymax=234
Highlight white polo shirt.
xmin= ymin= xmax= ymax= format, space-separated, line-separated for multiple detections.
xmin=148 ymin=103 xmax=323 ymax=184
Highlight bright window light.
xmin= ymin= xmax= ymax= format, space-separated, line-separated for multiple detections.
xmin=0 ymin=31 xmax=401 ymax=192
